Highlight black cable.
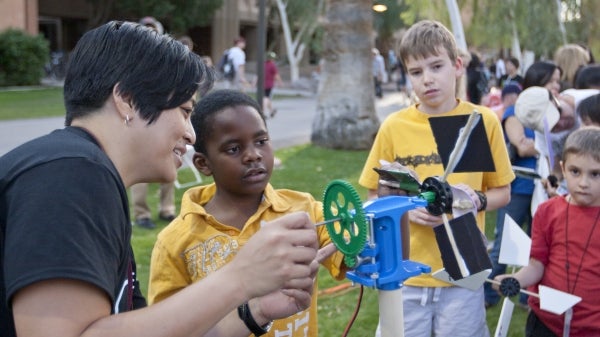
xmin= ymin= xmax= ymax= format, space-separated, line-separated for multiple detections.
xmin=341 ymin=285 xmax=364 ymax=337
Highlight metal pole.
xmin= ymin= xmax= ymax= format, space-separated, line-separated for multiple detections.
xmin=256 ymin=0 xmax=266 ymax=114
xmin=445 ymin=0 xmax=468 ymax=51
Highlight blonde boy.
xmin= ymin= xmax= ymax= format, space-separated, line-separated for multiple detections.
xmin=359 ymin=20 xmax=514 ymax=337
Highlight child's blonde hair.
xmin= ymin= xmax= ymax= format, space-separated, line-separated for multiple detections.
xmin=562 ymin=126 xmax=600 ymax=163
xmin=399 ymin=20 xmax=458 ymax=67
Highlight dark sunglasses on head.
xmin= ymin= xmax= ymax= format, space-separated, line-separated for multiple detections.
xmin=548 ymin=90 xmax=563 ymax=115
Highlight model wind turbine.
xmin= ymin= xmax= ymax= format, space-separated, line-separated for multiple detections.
xmin=487 ymin=214 xmax=581 ymax=337
xmin=376 ymin=110 xmax=496 ymax=288
xmin=428 ymin=111 xmax=496 ymax=288
xmin=320 ymin=111 xmax=497 ymax=337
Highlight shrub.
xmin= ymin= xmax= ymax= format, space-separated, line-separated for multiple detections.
xmin=0 ymin=28 xmax=49 ymax=86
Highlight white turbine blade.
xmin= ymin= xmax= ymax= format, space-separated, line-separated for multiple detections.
xmin=494 ymin=297 xmax=515 ymax=337
xmin=539 ymin=285 xmax=581 ymax=315
xmin=431 ymin=268 xmax=490 ymax=290
xmin=499 ymin=214 xmax=531 ymax=267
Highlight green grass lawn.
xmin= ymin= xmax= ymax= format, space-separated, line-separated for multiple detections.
xmin=0 ymin=87 xmax=64 ymax=120
xmin=2 ymin=88 xmax=528 ymax=336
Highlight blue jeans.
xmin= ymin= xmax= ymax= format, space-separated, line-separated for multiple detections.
xmin=484 ymin=193 xmax=532 ymax=306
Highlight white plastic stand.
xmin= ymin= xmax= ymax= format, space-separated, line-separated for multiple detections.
xmin=378 ymin=289 xmax=405 ymax=337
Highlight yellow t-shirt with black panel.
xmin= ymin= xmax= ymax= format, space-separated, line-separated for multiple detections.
xmin=358 ymin=100 xmax=515 ymax=288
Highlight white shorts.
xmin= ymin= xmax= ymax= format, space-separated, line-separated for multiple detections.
xmin=375 ymin=285 xmax=490 ymax=337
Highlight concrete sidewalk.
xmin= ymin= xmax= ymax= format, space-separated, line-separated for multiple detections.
xmin=0 ymin=86 xmax=409 ymax=156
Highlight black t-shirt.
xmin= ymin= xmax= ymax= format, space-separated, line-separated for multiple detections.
xmin=499 ymin=74 xmax=524 ymax=88
xmin=0 ymin=127 xmax=146 ymax=337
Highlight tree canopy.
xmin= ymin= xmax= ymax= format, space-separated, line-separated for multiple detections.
xmin=395 ymin=0 xmax=596 ymax=60
xmin=86 ymin=0 xmax=223 ymax=34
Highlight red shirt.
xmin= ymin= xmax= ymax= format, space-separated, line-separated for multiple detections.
xmin=529 ymin=196 xmax=600 ymax=336
xmin=264 ymin=60 xmax=278 ymax=89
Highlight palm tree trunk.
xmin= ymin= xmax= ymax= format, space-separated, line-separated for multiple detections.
xmin=311 ymin=0 xmax=380 ymax=150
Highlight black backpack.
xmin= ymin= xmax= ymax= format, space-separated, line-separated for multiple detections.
xmin=476 ymin=70 xmax=489 ymax=96
xmin=217 ymin=50 xmax=236 ymax=80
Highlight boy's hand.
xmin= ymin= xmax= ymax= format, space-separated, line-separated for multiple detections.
xmin=375 ymin=160 xmax=420 ymax=197
xmin=492 ymin=274 xmax=521 ymax=296
xmin=250 ymin=243 xmax=338 ymax=322
xmin=542 ymin=175 xmax=560 ymax=197
xmin=251 ymin=279 xmax=315 ymax=323
xmin=492 ymin=274 xmax=512 ymax=292
xmin=408 ymin=208 xmax=443 ymax=227
xmin=231 ymin=212 xmax=318 ymax=300
xmin=316 ymin=242 xmax=338 ymax=263
xmin=377 ymin=160 xmax=420 ymax=181
xmin=249 ymin=268 xmax=317 ymax=324
xmin=452 ymin=183 xmax=482 ymax=211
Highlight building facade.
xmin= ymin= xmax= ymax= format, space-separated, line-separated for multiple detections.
xmin=0 ymin=0 xmax=267 ymax=70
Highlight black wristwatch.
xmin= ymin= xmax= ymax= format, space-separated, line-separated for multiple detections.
xmin=475 ymin=190 xmax=487 ymax=212
xmin=238 ymin=302 xmax=273 ymax=336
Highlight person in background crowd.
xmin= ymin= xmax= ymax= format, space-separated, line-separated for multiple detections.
xmin=515 ymin=85 xmax=564 ymax=211
xmin=372 ymin=48 xmax=386 ymax=98
xmin=178 ymin=35 xmax=194 ymax=51
xmin=456 ymin=49 xmax=472 ymax=102
xmin=574 ymin=64 xmax=600 ymax=90
xmin=262 ymin=51 xmax=283 ymax=118
xmin=484 ymin=83 xmax=535 ymax=309
xmin=139 ymin=16 xmax=164 ymax=34
xmin=522 ymin=61 xmax=577 ymax=149
xmin=487 ymin=82 xmax=522 ymax=121
xmin=131 ymin=15 xmax=176 ymax=230
xmin=202 ymin=56 xmax=214 ymax=67
xmin=224 ymin=36 xmax=249 ymax=90
xmin=498 ymin=57 xmax=524 ymax=89
xmin=577 ymin=94 xmax=600 ymax=127
xmin=495 ymin=54 xmax=506 ymax=82
xmin=467 ymin=51 xmax=488 ymax=104
xmin=554 ymin=44 xmax=591 ymax=91
xmin=561 ymin=63 xmax=599 ymax=119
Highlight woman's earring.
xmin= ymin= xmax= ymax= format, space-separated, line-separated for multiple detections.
xmin=124 ymin=115 xmax=131 ymax=126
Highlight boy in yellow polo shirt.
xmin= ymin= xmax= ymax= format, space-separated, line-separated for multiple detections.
xmin=149 ymin=89 xmax=345 ymax=337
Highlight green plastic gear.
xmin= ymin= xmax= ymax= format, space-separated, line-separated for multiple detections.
xmin=344 ymin=255 xmax=358 ymax=268
xmin=322 ymin=180 xmax=368 ymax=258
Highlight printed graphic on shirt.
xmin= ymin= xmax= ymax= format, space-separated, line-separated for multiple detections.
xmin=180 ymin=233 xmax=315 ymax=336
xmin=182 ymin=234 xmax=239 ymax=280
xmin=115 ymin=273 xmax=131 ymax=313
xmin=273 ymin=311 xmax=310 ymax=337
xmin=394 ymin=153 xmax=441 ymax=168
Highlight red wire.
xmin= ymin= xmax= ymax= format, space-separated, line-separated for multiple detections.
xmin=341 ymin=285 xmax=364 ymax=337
